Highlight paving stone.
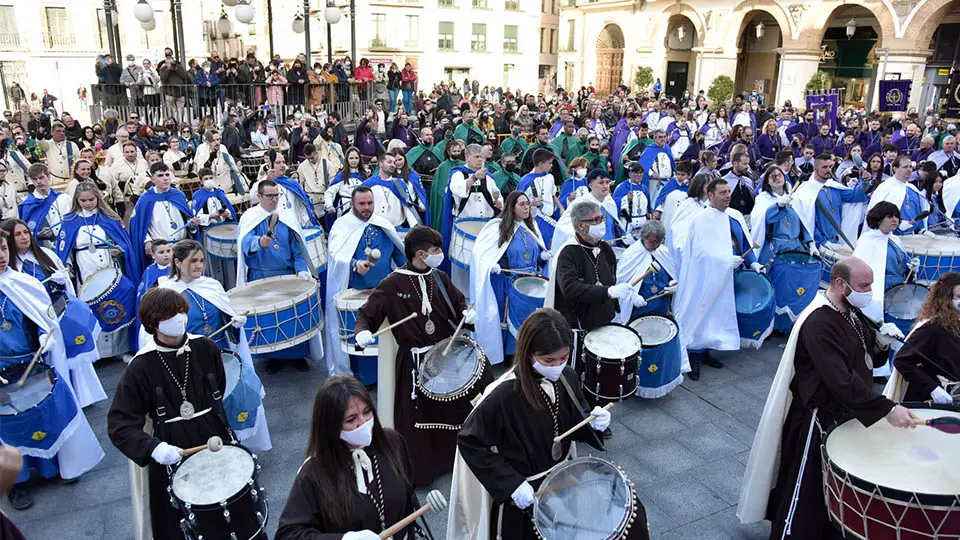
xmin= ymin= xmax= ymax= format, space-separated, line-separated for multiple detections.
xmin=631 ymin=438 xmax=706 ymax=479
xmin=672 ymin=422 xmax=749 ymax=463
xmin=636 ymin=473 xmax=729 ymax=525
xmin=691 ymin=455 xmax=747 ymax=505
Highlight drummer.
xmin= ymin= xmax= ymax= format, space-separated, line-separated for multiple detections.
xmin=867 ymin=155 xmax=931 ymax=236
xmin=739 ymin=256 xmax=916 ymax=540
xmin=158 ymin=239 xmax=271 ymax=451
xmin=891 ymin=271 xmax=960 ymax=403
xmin=352 ymin=226 xmax=476 ymax=485
xmin=18 ymin=164 xmax=71 ymax=249
xmin=451 ymin=308 xmax=610 ymax=540
xmin=136 ymin=239 xmax=172 ymax=305
xmin=614 ymin=219 xmax=678 ymax=321
xmin=108 ymin=287 xmax=234 ymax=540
xmin=56 ymin=181 xmax=139 ymax=362
xmin=276 ymin=375 xmax=421 ymax=540
xmin=250 ymin=150 xmax=320 ymax=229
xmin=0 ymin=230 xmax=104 ymax=510
xmin=471 ymin=191 xmax=550 ymax=362
xmin=852 ymin=203 xmax=919 ymax=326
xmin=750 ymin=166 xmax=818 ymax=266
xmin=324 ymin=146 xmax=368 ymax=229
xmin=516 ymin=149 xmax=562 ymax=249
xmin=362 ymin=151 xmax=425 ymax=229
xmin=128 ymin=163 xmax=199 ymax=279
xmin=189 ymin=168 xmax=236 ymax=229
xmin=550 ymin=169 xmax=625 ymax=250
xmin=297 ymin=143 xmax=337 ymax=212
xmin=324 ymin=186 xmax=405 ymax=381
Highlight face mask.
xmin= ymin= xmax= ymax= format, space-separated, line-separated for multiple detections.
xmin=576 ymin=167 xmax=587 ymax=178
xmin=504 ymin=163 xmax=517 ymax=173
xmin=424 ymin=252 xmax=444 ymax=268
xmin=466 ymin=119 xmax=474 ymax=126
xmin=532 ymin=359 xmax=565 ymax=382
xmin=843 ymin=281 xmax=872 ymax=309
xmin=340 ymin=417 xmax=374 ymax=447
xmin=511 ymin=129 xmax=520 ymax=136
xmin=158 ymin=313 xmax=187 ymax=336
xmin=588 ymin=222 xmax=606 ymax=241
xmin=203 ymin=179 xmax=216 ymax=190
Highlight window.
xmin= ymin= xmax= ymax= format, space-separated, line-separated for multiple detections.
xmin=405 ymin=15 xmax=419 ymax=46
xmin=471 ymin=23 xmax=486 ymax=52
xmin=503 ymin=25 xmax=518 ymax=52
xmin=371 ymin=13 xmax=386 ymax=47
xmin=539 ymin=28 xmax=546 ymax=53
xmin=505 ymin=0 xmax=520 ymax=10
xmin=566 ymin=20 xmax=574 ymax=50
xmin=43 ymin=7 xmax=74 ymax=48
xmin=438 ymin=21 xmax=454 ymax=50
xmin=439 ymin=0 xmax=455 ymax=7
xmin=472 ymin=0 xmax=488 ymax=7
xmin=0 ymin=6 xmax=19 ymax=48
xmin=549 ymin=28 xmax=556 ymax=53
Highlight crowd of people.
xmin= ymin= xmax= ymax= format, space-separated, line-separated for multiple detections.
xmin=0 ymin=70 xmax=957 ymax=540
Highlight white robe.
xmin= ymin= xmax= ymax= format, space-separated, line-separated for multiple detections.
xmin=665 ymin=196 xmax=706 ymax=269
xmin=791 ymin=178 xmax=864 ymax=248
xmin=867 ymin=177 xmax=930 ymax=225
xmin=235 ymin=204 xmax=310 ymax=287
xmin=550 ymin=193 xmax=619 ymax=252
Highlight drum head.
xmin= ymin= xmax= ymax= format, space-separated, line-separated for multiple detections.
xmin=883 ymin=284 xmax=929 ymax=320
xmin=900 ymin=234 xmax=960 ymax=253
xmin=513 ymin=276 xmax=549 ymax=298
xmin=172 ymin=445 xmax=255 ymax=506
xmin=775 ymin=251 xmax=821 ymax=266
xmin=584 ymin=324 xmax=641 ymax=359
xmin=335 ymin=288 xmax=374 ymax=310
xmin=0 ymin=363 xmax=55 ymax=416
xmin=228 ymin=275 xmax=317 ymax=312
xmin=206 ymin=223 xmax=238 ymax=241
xmin=78 ymin=267 xmax=120 ymax=302
xmin=534 ymin=457 xmax=633 ymax=540
xmin=822 ymin=243 xmax=854 ymax=260
xmin=454 ymin=219 xmax=487 ymax=236
xmin=628 ymin=315 xmax=678 ymax=347
xmin=221 ymin=352 xmax=241 ymax=398
xmin=733 ymin=271 xmax=773 ymax=314
xmin=418 ymin=336 xmax=484 ymax=398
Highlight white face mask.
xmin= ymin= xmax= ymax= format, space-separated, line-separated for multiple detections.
xmin=340 ymin=417 xmax=374 ymax=447
xmin=158 ymin=313 xmax=187 ymax=336
xmin=424 ymin=252 xmax=444 ymax=268
xmin=953 ymin=299 xmax=960 ymax=312
xmin=588 ymin=222 xmax=606 ymax=241
xmin=843 ymin=281 xmax=872 ymax=309
xmin=575 ymin=167 xmax=587 ymax=179
xmin=203 ymin=179 xmax=216 ymax=190
xmin=532 ymin=359 xmax=565 ymax=382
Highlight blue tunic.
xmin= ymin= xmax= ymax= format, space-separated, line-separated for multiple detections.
xmin=814 ymin=186 xmax=868 ymax=245
xmin=493 ymin=227 xmax=543 ymax=355
xmin=558 ymin=178 xmax=587 ymax=209
xmin=885 ymin=240 xmax=910 ymax=291
xmin=633 ymin=263 xmax=672 ymax=318
xmin=757 ymin=205 xmax=808 ymax=265
xmin=182 ymin=289 xmax=229 ymax=350
xmin=893 ymin=188 xmax=925 ymax=235
xmin=241 ymin=221 xmax=308 ymax=282
xmin=20 ymin=259 xmax=66 ymax=306
xmin=348 ymin=225 xmax=406 ymax=290
xmin=730 ymin=217 xmax=759 ymax=267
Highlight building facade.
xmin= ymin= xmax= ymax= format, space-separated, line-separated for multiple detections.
xmin=558 ymin=0 xmax=960 ymax=114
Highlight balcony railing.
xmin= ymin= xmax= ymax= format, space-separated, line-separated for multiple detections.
xmin=370 ymin=38 xmax=387 ymax=48
xmin=0 ymin=32 xmax=21 ymax=49
xmin=41 ymin=32 xmax=76 ymax=49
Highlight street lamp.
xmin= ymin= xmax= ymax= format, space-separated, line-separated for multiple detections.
xmin=216 ymin=9 xmax=233 ymax=37
xmin=141 ymin=18 xmax=157 ymax=31
xmin=324 ymin=0 xmax=342 ymax=63
xmin=755 ymin=21 xmax=765 ymax=40
xmin=222 ymin=0 xmax=239 ymax=6
xmin=133 ymin=0 xmax=155 ymax=23
xmin=292 ymin=12 xmax=305 ymax=34
xmin=235 ymin=0 xmax=256 ymax=24
xmin=845 ymin=19 xmax=857 ymax=39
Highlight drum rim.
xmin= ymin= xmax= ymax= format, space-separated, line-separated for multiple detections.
xmin=228 ymin=275 xmax=321 ymax=314
xmin=452 ymin=217 xmax=489 ymax=238
xmin=334 ymin=288 xmax=374 ymax=310
xmin=0 ymin=362 xmax=57 ymax=417
xmin=532 ymin=456 xmax=636 ymax=540
xmin=628 ymin=312 xmax=679 ymax=348
xmin=583 ymin=323 xmax=642 ymax=360
xmin=78 ymin=266 xmax=122 ymax=304
xmin=415 ymin=336 xmax=489 ymax=401
xmin=204 ymin=222 xmax=239 ymax=241
xmin=170 ymin=442 xmax=259 ymax=509
xmin=882 ymin=283 xmax=930 ymax=318
xmin=821 ymin=402 xmax=960 ymax=506
xmin=773 ymin=250 xmax=824 ymax=266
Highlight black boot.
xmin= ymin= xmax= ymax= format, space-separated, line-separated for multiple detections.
xmin=688 ymin=353 xmax=701 ymax=381
xmin=8 ymin=486 xmax=32 ymax=510
xmin=702 ymin=350 xmax=724 ymax=368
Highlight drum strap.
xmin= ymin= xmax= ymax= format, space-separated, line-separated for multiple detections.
xmin=430 ymin=270 xmax=459 ymax=332
xmin=557 ymin=374 xmax=605 ymax=451
xmin=153 ymin=386 xmax=168 ymax=442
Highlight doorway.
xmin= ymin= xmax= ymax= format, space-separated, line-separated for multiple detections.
xmin=666 ymin=61 xmax=688 ymax=100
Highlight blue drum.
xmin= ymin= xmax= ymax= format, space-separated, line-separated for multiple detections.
xmin=0 ymin=361 xmax=78 ymax=456
xmin=227 ymin=275 xmax=323 ymax=354
xmin=628 ymin=313 xmax=684 ymax=399
xmin=203 ymin=222 xmax=238 ymax=291
xmin=900 ymin=235 xmax=960 ymax=284
xmin=770 ymin=251 xmax=823 ymax=332
xmin=449 ymin=218 xmax=489 ymax=270
xmin=734 ymin=270 xmax=775 ymax=349
xmin=507 ymin=276 xmax=549 ymax=337
xmin=302 ymin=226 xmax=327 ymax=275
xmin=334 ymin=288 xmax=377 ymax=357
xmin=883 ymin=283 xmax=930 ymax=337
xmin=220 ymin=351 xmax=263 ymax=437
xmin=77 ymin=267 xmax=136 ymax=332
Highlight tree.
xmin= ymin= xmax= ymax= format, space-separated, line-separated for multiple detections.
xmin=806 ymin=70 xmax=830 ymax=91
xmin=707 ymin=75 xmax=735 ymax=105
xmin=634 ymin=66 xmax=654 ymax=93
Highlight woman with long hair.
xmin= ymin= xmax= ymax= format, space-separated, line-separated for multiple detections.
xmin=324 ymin=146 xmax=368 ymax=228
xmin=699 ymin=111 xmax=724 ymax=151
xmin=921 ymin=166 xmax=948 ymax=228
xmin=892 ymin=271 xmax=960 ymax=403
xmin=749 ymin=166 xmax=815 ymax=265
xmin=276 ymin=375 xmax=418 ymax=539
xmin=755 ymin=118 xmax=782 ymax=165
xmin=452 ymin=309 xmax=611 ymax=539
xmin=388 ymin=148 xmax=429 ymax=223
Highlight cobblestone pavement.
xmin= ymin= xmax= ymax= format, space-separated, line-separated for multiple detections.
xmin=3 ymin=336 xmax=787 ymax=539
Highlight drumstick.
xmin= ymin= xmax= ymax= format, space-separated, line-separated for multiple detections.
xmin=16 ymin=336 xmax=51 ymax=388
xmin=0 ymin=375 xmax=8 ymax=385
xmin=363 ymin=312 xmax=418 ymax=340
xmin=207 ymin=311 xmax=251 ymax=339
xmin=500 ymin=268 xmax=538 ymax=277
xmin=630 ymin=265 xmax=656 ymax=287
xmin=644 ymin=289 xmax=676 ymax=302
xmin=442 ymin=302 xmax=475 ymax=357
xmin=379 ymin=490 xmax=447 ymax=539
xmin=551 ymin=403 xmax=614 ymax=459
xmin=911 ymin=416 xmax=960 ymax=433
xmin=179 ymin=436 xmax=224 ymax=456
xmin=741 ymin=242 xmax=761 ymax=259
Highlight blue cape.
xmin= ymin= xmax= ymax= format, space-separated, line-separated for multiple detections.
xmin=56 ymin=211 xmax=138 ymax=283
xmin=440 ymin=165 xmax=494 ymax=274
xmin=559 ymin=177 xmax=588 ymax=207
xmin=128 ymin=188 xmax=194 ymax=279
xmin=191 ymin=188 xmax=238 ymax=221
xmin=612 ymin=180 xmax=651 ymax=216
xmin=517 ymin=171 xmax=561 ymax=219
xmin=362 ymin=173 xmax=429 ymax=222
xmin=275 ymin=176 xmax=319 ymax=226
xmin=19 ymin=190 xmax=63 ymax=236
xmin=636 ymin=144 xmax=676 ymax=188
xmin=653 ymin=178 xmax=685 ymax=209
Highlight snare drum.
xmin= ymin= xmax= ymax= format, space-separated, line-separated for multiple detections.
xmin=414 ymin=335 xmax=494 ymax=430
xmin=221 ymin=351 xmax=263 ymax=436
xmin=821 ymin=403 xmax=960 ymax=540
xmin=733 ymin=270 xmax=775 ymax=349
xmin=0 ymin=361 xmax=78 ymax=455
xmin=204 ymin=223 xmax=239 ymax=291
xmin=449 ymin=218 xmax=489 ymax=270
xmin=533 ymin=456 xmax=650 ymax=540
xmin=900 ymin=235 xmax=960 ymax=284
xmin=334 ymin=288 xmax=376 ymax=356
xmin=178 ymin=178 xmax=202 ymax=200
xmin=819 ymin=243 xmax=853 ymax=288
xmin=507 ymin=276 xmax=549 ymax=337
xmin=302 ymin=226 xmax=327 ymax=274
xmin=582 ymin=324 xmax=642 ymax=402
xmin=770 ymin=251 xmax=822 ymax=331
xmin=170 ymin=443 xmax=268 ymax=540
xmin=228 ymin=275 xmax=323 ymax=354
xmin=628 ymin=314 xmax=683 ymax=399
xmin=883 ymin=283 xmax=931 ymax=336
xmin=78 ymin=266 xmax=136 ymax=332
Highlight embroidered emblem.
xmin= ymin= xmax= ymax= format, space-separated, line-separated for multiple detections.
xmin=237 ymin=411 xmax=249 ymax=423
xmin=75 ymin=335 xmax=86 ymax=345
xmin=753 ymin=329 xmax=762 ymax=337
xmin=647 ymin=364 xmax=659 ymax=374
xmin=796 ymin=287 xmax=806 ymax=296
xmin=98 ymin=300 xmax=127 ymax=325
xmin=32 ymin=431 xmax=47 ymax=441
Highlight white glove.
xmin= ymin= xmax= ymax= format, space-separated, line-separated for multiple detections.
xmin=540 ymin=250 xmax=552 ymax=261
xmin=631 ymin=292 xmax=647 ymax=308
xmin=607 ymin=283 xmax=632 ymax=300
xmin=231 ymin=314 xmax=247 ymax=328
xmin=588 ymin=405 xmax=611 ymax=431
xmin=898 ymin=220 xmax=913 ymax=231
xmin=776 ymin=197 xmax=790 ymax=208
xmin=750 ymin=261 xmax=764 ymax=274
xmin=808 ymin=243 xmax=820 ymax=257
xmin=355 ymin=330 xmax=374 ymax=348
xmin=490 ymin=263 xmax=502 ymax=275
xmin=931 ymin=387 xmax=954 ymax=404
xmin=908 ymin=258 xmax=921 ymax=272
xmin=298 ymin=270 xmax=314 ymax=281
xmin=462 ymin=308 xmax=477 ymax=325
xmin=511 ymin=481 xmax=535 ymax=509
xmin=729 ymin=256 xmax=745 ymax=269
xmin=621 ymin=234 xmax=636 ymax=246
xmin=151 ymin=442 xmax=183 ymax=466
xmin=922 ymin=229 xmax=937 ymax=238
xmin=664 ymin=283 xmax=678 ymax=294
xmin=342 ymin=531 xmax=380 ymax=540
xmin=876 ymin=322 xmax=905 ymax=347
xmin=39 ymin=334 xmax=54 ymax=353
xmin=49 ymin=269 xmax=70 ymax=285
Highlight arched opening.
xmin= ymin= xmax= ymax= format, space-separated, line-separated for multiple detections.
xmin=734 ymin=11 xmax=782 ymax=104
xmin=918 ymin=2 xmax=960 ymax=114
xmin=818 ymin=5 xmax=881 ymax=107
xmin=663 ymin=15 xmax=697 ymax=100
xmin=595 ymin=24 xmax=625 ymax=96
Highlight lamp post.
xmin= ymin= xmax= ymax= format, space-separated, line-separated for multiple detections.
xmin=102 ymin=0 xmax=122 ymax=60
xmin=324 ymin=0 xmax=342 ymax=64
xmin=303 ymin=0 xmax=312 ymax=65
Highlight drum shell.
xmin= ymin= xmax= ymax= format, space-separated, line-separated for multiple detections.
xmin=414 ymin=338 xmax=495 ymax=430
xmin=204 ymin=223 xmax=239 ymax=291
xmin=302 ymin=226 xmax=328 ymax=274
xmin=507 ymin=276 xmax=548 ymax=338
xmin=335 ymin=289 xmax=377 ymax=357
xmin=582 ymin=323 xmax=642 ymax=403
xmin=221 ymin=352 xmax=263 ymax=434
xmin=0 ymin=362 xmax=77 ymax=455
xmin=819 ymin=243 xmax=853 ymax=288
xmin=883 ymin=283 xmax=930 ymax=337
xmin=78 ymin=267 xmax=136 ymax=332
xmin=900 ymin=235 xmax=960 ymax=284
xmin=733 ymin=270 xmax=775 ymax=347
xmin=228 ymin=276 xmax=323 ymax=354
xmin=770 ymin=251 xmax=822 ymax=323
xmin=628 ymin=314 xmax=683 ymax=399
xmin=821 ymin=402 xmax=960 ymax=540
xmin=450 ymin=218 xmax=488 ymax=270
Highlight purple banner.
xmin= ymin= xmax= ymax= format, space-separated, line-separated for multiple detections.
xmin=878 ymin=80 xmax=912 ymax=112
xmin=805 ymin=90 xmax=840 ymax=133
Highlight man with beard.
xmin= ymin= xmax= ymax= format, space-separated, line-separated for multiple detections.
xmin=406 ymin=126 xmax=443 ymax=178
